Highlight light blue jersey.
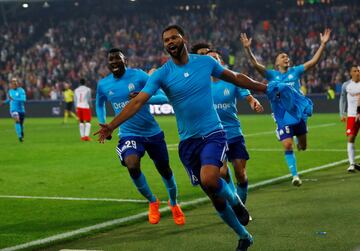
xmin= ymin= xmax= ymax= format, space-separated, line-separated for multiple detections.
xmin=212 ymin=80 xmax=250 ymax=141
xmin=265 ymin=65 xmax=305 ymax=125
xmin=142 ymin=54 xmax=225 ymax=141
xmin=96 ymin=68 xmax=165 ymax=138
xmin=5 ymin=88 xmax=26 ymax=113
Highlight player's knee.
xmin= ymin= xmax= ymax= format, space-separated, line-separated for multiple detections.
xmin=201 ymin=177 xmax=219 ymax=194
xmin=155 ymin=162 xmax=172 ymax=180
xmin=283 ymin=142 xmax=293 ymax=151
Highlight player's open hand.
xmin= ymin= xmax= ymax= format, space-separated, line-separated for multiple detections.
xmin=340 ymin=116 xmax=346 ymax=122
xmin=252 ymin=99 xmax=264 ymax=113
xmin=93 ymin=124 xmax=113 ymax=143
xmin=320 ymin=28 xmax=331 ymax=45
xmin=240 ymin=33 xmax=252 ymax=48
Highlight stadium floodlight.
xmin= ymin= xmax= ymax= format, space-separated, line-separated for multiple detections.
xmin=22 ymin=3 xmax=29 ymax=8
xmin=43 ymin=1 xmax=49 ymax=8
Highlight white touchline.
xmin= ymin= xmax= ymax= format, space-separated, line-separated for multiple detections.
xmin=167 ymin=148 xmax=348 ymax=152
xmin=1 ymin=154 xmax=356 ymax=251
xmin=166 ymin=123 xmax=337 ymax=148
xmin=0 ymin=195 xmax=169 ymax=204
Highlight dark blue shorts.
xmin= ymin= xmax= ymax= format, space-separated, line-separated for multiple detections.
xmin=178 ymin=130 xmax=228 ymax=186
xmin=227 ymin=136 xmax=249 ymax=161
xmin=276 ymin=120 xmax=307 ymax=141
xmin=116 ymin=131 xmax=169 ymax=167
xmin=10 ymin=111 xmax=25 ymax=122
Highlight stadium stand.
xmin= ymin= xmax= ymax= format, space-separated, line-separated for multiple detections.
xmin=0 ymin=0 xmax=358 ymax=100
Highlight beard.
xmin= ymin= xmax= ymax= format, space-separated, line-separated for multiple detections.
xmin=166 ymin=42 xmax=185 ymax=59
xmin=109 ymin=64 xmax=125 ymax=78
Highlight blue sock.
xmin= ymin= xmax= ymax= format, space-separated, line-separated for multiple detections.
xmin=236 ymin=179 xmax=248 ymax=205
xmin=131 ymin=173 xmax=156 ymax=202
xmin=162 ymin=175 xmax=177 ymax=206
xmin=217 ymin=201 xmax=251 ymax=239
xmin=15 ymin=123 xmax=22 ymax=138
xmin=285 ymin=151 xmax=298 ymax=176
xmin=215 ymin=178 xmax=239 ymax=207
xmin=226 ymin=169 xmax=236 ymax=194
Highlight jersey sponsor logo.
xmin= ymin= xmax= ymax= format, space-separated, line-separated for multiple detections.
xmin=113 ymin=101 xmax=129 ymax=109
xmin=214 ymin=103 xmax=231 ymax=110
xmin=223 ymin=88 xmax=230 ymax=96
xmin=184 ymin=72 xmax=190 ymax=78
xmin=128 ymin=83 xmax=135 ymax=92
xmin=149 ymin=104 xmax=174 ymax=115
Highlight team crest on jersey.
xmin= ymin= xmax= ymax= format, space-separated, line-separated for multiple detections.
xmin=108 ymin=90 xmax=114 ymax=96
xmin=288 ymin=74 xmax=294 ymax=79
xmin=128 ymin=83 xmax=135 ymax=92
xmin=224 ymin=88 xmax=230 ymax=96
xmin=276 ymin=76 xmax=280 ymax=80
xmin=184 ymin=72 xmax=190 ymax=78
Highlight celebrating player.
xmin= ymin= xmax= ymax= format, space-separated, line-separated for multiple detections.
xmin=1 ymin=78 xmax=26 ymax=142
xmin=207 ymin=49 xmax=264 ymax=205
xmin=95 ymin=25 xmax=268 ymax=251
xmin=340 ymin=65 xmax=360 ymax=172
xmin=240 ymin=29 xmax=331 ymax=186
xmin=74 ymin=78 xmax=92 ymax=141
xmin=96 ymin=48 xmax=185 ymax=225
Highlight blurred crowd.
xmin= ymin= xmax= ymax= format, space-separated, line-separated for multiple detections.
xmin=0 ymin=2 xmax=358 ymax=100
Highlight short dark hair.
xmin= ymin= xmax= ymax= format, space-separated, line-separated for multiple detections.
xmin=79 ymin=78 xmax=86 ymax=85
xmin=190 ymin=42 xmax=211 ymax=54
xmin=108 ymin=48 xmax=124 ymax=55
xmin=206 ymin=49 xmax=222 ymax=56
xmin=350 ymin=65 xmax=359 ymax=70
xmin=161 ymin=25 xmax=185 ymax=39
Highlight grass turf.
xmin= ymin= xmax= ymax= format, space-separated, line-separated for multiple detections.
xmin=0 ymin=114 xmax=354 ymax=250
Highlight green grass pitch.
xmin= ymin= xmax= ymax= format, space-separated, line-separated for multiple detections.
xmin=0 ymin=114 xmax=358 ymax=250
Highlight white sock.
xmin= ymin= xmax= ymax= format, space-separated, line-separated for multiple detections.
xmin=85 ymin=122 xmax=91 ymax=137
xmin=347 ymin=142 xmax=355 ymax=165
xmin=79 ymin=123 xmax=85 ymax=137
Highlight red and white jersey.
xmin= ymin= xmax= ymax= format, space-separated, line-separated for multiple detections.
xmin=74 ymin=85 xmax=92 ymax=109
xmin=346 ymin=80 xmax=360 ymax=116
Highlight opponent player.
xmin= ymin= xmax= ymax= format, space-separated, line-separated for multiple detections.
xmin=95 ymin=25 xmax=268 ymax=251
xmin=207 ymin=49 xmax=264 ymax=204
xmin=1 ymin=78 xmax=26 ymax=142
xmin=240 ymin=29 xmax=331 ymax=186
xmin=96 ymin=48 xmax=185 ymax=225
xmin=341 ymin=66 xmax=360 ymax=172
xmin=74 ymin=78 xmax=92 ymax=141
xmin=63 ymin=83 xmax=77 ymax=124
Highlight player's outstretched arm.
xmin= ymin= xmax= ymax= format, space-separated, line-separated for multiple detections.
xmin=219 ymin=69 xmax=267 ymax=93
xmin=94 ymin=92 xmax=150 ymax=143
xmin=240 ymin=33 xmax=266 ymax=77
xmin=246 ymin=95 xmax=264 ymax=113
xmin=303 ymin=28 xmax=331 ymax=71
